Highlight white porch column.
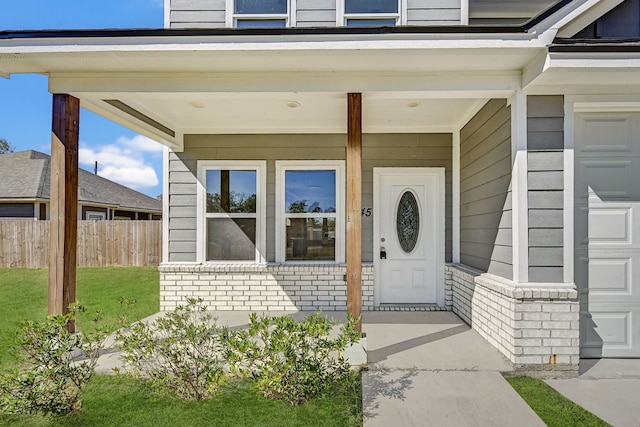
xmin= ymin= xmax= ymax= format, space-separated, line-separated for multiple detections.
xmin=510 ymin=90 xmax=529 ymax=284
xmin=452 ymin=129 xmax=461 ymax=264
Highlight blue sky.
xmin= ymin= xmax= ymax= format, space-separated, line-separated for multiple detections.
xmin=0 ymin=1 xmax=165 ymax=197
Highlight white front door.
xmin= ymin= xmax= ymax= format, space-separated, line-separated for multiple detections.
xmin=374 ymin=168 xmax=445 ymax=306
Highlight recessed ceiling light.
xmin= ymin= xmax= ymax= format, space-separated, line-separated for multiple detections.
xmin=189 ymin=101 xmax=205 ymax=109
xmin=286 ymin=101 xmax=301 ymax=108
xmin=407 ymin=101 xmax=421 ymax=108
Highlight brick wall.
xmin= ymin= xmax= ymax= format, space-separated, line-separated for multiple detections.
xmin=447 ymin=264 xmax=579 ymax=377
xmin=160 ymin=263 xmax=374 ymax=311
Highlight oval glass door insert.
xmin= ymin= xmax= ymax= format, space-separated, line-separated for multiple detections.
xmin=396 ymin=190 xmax=420 ymax=253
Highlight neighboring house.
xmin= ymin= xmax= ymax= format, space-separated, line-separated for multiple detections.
xmin=1 ymin=0 xmax=639 ymax=375
xmin=0 ymin=150 xmax=162 ymax=220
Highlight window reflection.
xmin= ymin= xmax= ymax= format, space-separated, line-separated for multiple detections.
xmin=345 ymin=0 xmax=398 ymax=14
xmin=206 ymin=170 xmax=256 ymax=214
xmin=285 ymin=170 xmax=336 ymax=213
xmin=235 ymin=0 xmax=287 ymax=14
xmin=286 ymin=218 xmax=336 ymax=261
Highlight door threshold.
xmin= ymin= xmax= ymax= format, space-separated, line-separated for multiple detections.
xmin=375 ymin=303 xmax=447 ymax=312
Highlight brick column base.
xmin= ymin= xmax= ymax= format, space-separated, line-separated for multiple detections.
xmin=447 ymin=264 xmax=579 ymax=378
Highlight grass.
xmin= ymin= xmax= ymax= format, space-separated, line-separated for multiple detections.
xmin=507 ymin=377 xmax=612 ymax=427
xmin=0 ymin=267 xmax=363 ymax=427
xmin=0 ymin=267 xmax=159 ymax=370
xmin=0 ymin=375 xmax=362 ymax=427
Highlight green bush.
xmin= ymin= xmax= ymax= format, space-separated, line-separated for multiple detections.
xmin=115 ymin=298 xmax=228 ymax=401
xmin=229 ymin=311 xmax=360 ymax=405
xmin=0 ymin=307 xmax=106 ymax=415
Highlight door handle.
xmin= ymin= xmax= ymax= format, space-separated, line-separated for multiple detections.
xmin=380 ymin=247 xmax=387 ymax=259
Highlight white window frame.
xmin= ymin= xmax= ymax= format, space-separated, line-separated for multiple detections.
xmin=337 ymin=0 xmax=405 ymax=26
xmin=276 ymin=160 xmax=345 ymax=263
xmin=197 ymin=160 xmax=267 ymax=264
xmin=226 ymin=0 xmax=296 ymax=28
xmin=86 ymin=211 xmax=107 ymax=220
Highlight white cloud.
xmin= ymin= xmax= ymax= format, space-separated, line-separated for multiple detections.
xmin=79 ymin=135 xmax=161 ymax=191
xmin=117 ymin=135 xmax=163 ymax=153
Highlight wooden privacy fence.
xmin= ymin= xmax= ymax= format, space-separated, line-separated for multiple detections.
xmin=0 ymin=220 xmax=162 ymax=268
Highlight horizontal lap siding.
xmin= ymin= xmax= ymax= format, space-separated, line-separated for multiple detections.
xmin=169 ymin=0 xmax=225 ymax=28
xmin=527 ymin=95 xmax=564 ymax=282
xmin=296 ymin=0 xmax=336 ymax=27
xmin=460 ymin=99 xmax=513 ymax=280
xmin=168 ymin=133 xmax=452 ymax=263
xmin=363 ymin=133 xmax=453 ymax=263
xmin=407 ymin=0 xmax=461 ymax=25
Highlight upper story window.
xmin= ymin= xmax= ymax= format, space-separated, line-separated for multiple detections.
xmin=233 ymin=0 xmax=289 ymax=28
xmin=343 ymin=0 xmax=400 ymax=26
xmin=197 ymin=161 xmax=266 ymax=263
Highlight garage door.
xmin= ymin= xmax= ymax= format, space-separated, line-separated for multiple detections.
xmin=575 ymin=110 xmax=640 ymax=357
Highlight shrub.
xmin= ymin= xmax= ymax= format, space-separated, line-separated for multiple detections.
xmin=115 ymin=298 xmax=228 ymax=401
xmin=0 ymin=307 xmax=106 ymax=415
xmin=229 ymin=311 xmax=360 ymax=405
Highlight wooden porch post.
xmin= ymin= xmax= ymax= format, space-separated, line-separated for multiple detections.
xmin=49 ymin=94 xmax=80 ymax=333
xmin=347 ymin=93 xmax=363 ymax=333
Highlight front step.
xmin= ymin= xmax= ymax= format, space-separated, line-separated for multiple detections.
xmin=374 ymin=303 xmax=447 ymax=312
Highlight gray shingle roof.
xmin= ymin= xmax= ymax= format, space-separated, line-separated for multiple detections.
xmin=0 ymin=150 xmax=162 ymax=212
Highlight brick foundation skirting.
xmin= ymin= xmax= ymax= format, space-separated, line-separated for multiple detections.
xmin=447 ymin=264 xmax=579 ymax=377
xmin=159 ymin=263 xmax=374 ymax=312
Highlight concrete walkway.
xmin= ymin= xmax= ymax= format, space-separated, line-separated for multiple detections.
xmin=360 ymin=311 xmax=545 ymax=427
xmin=546 ymin=359 xmax=640 ymax=427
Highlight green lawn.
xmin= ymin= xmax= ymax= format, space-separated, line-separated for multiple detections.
xmin=0 ymin=267 xmax=362 ymax=427
xmin=0 ymin=267 xmax=160 ymax=370
xmin=0 ymin=375 xmax=362 ymax=427
xmin=507 ymin=377 xmax=611 ymax=427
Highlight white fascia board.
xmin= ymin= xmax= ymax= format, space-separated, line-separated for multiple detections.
xmin=522 ymin=50 xmax=550 ymax=89
xmin=547 ymin=52 xmax=640 ymax=68
xmin=525 ymin=51 xmax=640 ymax=91
xmin=0 ymin=32 xmax=552 ymax=54
xmin=50 ymin=72 xmax=522 ymax=95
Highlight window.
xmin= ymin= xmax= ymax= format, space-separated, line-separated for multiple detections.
xmin=197 ymin=161 xmax=266 ymax=263
xmin=342 ymin=0 xmax=400 ymax=26
xmin=86 ymin=211 xmax=106 ymax=220
xmin=276 ymin=161 xmax=345 ymax=263
xmin=232 ymin=0 xmax=289 ymax=28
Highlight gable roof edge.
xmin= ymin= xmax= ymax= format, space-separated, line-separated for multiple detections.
xmin=523 ymin=0 xmax=624 ymax=40
xmin=556 ymin=0 xmax=627 ymax=38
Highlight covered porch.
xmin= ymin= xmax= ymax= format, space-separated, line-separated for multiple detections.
xmin=0 ymin=24 xmax=578 ymax=374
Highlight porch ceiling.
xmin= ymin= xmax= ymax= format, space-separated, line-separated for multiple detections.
xmin=0 ymin=37 xmax=544 ymax=148
xmin=79 ymin=92 xmax=489 ymax=138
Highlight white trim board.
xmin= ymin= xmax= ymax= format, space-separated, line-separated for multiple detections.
xmin=510 ymin=91 xmax=529 ymax=284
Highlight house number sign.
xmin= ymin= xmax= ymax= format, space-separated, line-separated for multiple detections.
xmin=361 ymin=208 xmax=372 ymax=217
